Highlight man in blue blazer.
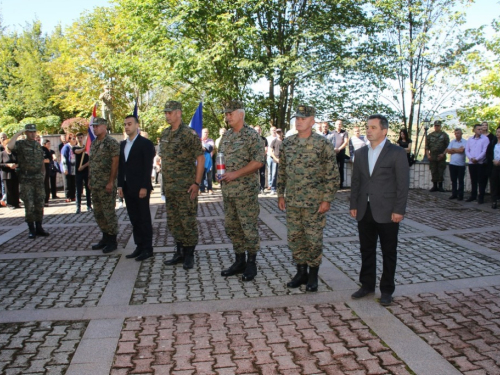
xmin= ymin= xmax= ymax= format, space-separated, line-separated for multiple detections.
xmin=118 ymin=115 xmax=156 ymax=261
xmin=350 ymin=114 xmax=409 ymax=306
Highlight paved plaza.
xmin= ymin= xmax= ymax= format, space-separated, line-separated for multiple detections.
xmin=0 ymin=186 xmax=499 ymax=374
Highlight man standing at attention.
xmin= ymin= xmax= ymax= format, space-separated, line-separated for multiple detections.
xmin=446 ymin=128 xmax=467 ymax=201
xmin=465 ymin=124 xmax=490 ymax=204
xmin=278 ymin=106 xmax=339 ymax=292
xmin=161 ymin=101 xmax=204 ymax=270
xmin=218 ymin=100 xmax=265 ymax=281
xmin=425 ymin=120 xmax=450 ymax=192
xmin=332 ymin=120 xmax=349 ymax=189
xmin=8 ymin=124 xmax=50 ymax=239
xmin=118 ymin=115 xmax=156 ymax=261
xmin=88 ymin=118 xmax=120 ymax=253
xmin=350 ymin=114 xmax=409 ymax=306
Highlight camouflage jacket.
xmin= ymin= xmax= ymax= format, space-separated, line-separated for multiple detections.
xmin=12 ymin=139 xmax=44 ymax=179
xmin=426 ymin=131 xmax=450 ymax=156
xmin=159 ymin=123 xmax=203 ymax=191
xmin=89 ymin=135 xmax=120 ymax=188
xmin=277 ymin=133 xmax=339 ymax=208
xmin=219 ymin=124 xmax=265 ymax=197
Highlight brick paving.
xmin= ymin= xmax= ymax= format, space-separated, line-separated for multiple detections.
xmin=111 ymin=304 xmax=411 ymax=375
xmin=455 ymin=230 xmax=500 ymax=253
xmin=391 ymin=287 xmax=500 ymax=374
xmin=406 ymin=208 xmax=500 ymax=231
xmin=0 ymin=320 xmax=88 ymax=375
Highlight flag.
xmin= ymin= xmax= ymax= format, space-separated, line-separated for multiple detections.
xmin=85 ymin=103 xmax=97 ymax=153
xmin=133 ymin=98 xmax=140 ymax=134
xmin=189 ymin=102 xmax=203 ymax=137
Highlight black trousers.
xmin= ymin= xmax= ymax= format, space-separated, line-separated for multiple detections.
xmin=259 ymin=164 xmax=266 ymax=190
xmin=64 ymin=174 xmax=76 ymax=199
xmin=448 ymin=164 xmax=465 ymax=199
xmin=336 ymin=150 xmax=345 ymax=187
xmin=491 ymin=166 xmax=500 ymax=202
xmin=76 ymin=171 xmax=91 ymax=208
xmin=5 ymin=177 xmax=20 ymax=207
xmin=357 ymin=203 xmax=399 ymax=295
xmin=468 ymin=163 xmax=487 ymax=199
xmin=123 ymin=183 xmax=153 ymax=251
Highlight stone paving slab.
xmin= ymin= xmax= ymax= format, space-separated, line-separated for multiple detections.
xmin=110 ymin=304 xmax=412 ymax=375
xmin=405 ymin=190 xmax=465 ymax=211
xmin=405 ymin=208 xmax=500 ymax=231
xmin=43 ymin=207 xmax=129 ymax=224
xmin=0 ymin=224 xmax=132 ymax=254
xmin=323 ymin=236 xmax=500 ymax=286
xmin=455 ymin=230 xmax=500 ymax=253
xmin=131 ymin=246 xmax=331 ymax=305
xmin=152 ymin=219 xmax=281 ymax=247
xmin=390 ymin=287 xmax=500 ymax=374
xmin=0 ymin=208 xmax=27 ymax=227
xmin=0 ymin=320 xmax=88 ymax=375
xmin=0 ymin=256 xmax=119 ymax=310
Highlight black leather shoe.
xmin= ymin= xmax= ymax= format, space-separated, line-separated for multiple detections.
xmin=221 ymin=253 xmax=246 ymax=277
xmin=102 ymin=234 xmax=118 ymax=254
xmin=287 ymin=264 xmax=308 ymax=288
xmin=35 ymin=222 xmax=49 ymax=236
xmin=478 ymin=197 xmax=484 ymax=204
xmin=28 ymin=222 xmax=36 ymax=239
xmin=438 ymin=183 xmax=445 ymax=192
xmin=164 ymin=242 xmax=184 ymax=265
xmin=242 ymin=253 xmax=257 ymax=281
xmin=449 ymin=195 xmax=457 ymax=200
xmin=465 ymin=196 xmax=476 ymax=202
xmin=87 ymin=206 xmax=93 ymax=212
xmin=429 ymin=183 xmax=438 ymax=192
xmin=306 ymin=266 xmax=319 ymax=292
xmin=76 ymin=207 xmax=81 ymax=214
xmin=380 ymin=293 xmax=393 ymax=306
xmin=351 ymin=287 xmax=375 ymax=299
xmin=92 ymin=233 xmax=107 ymax=250
xmin=457 ymin=196 xmax=463 ymax=201
xmin=135 ymin=251 xmax=153 ymax=261
xmin=183 ymin=246 xmax=195 ymax=270
xmin=126 ymin=247 xmax=143 ymax=259
xmin=492 ymin=202 xmax=498 ymax=209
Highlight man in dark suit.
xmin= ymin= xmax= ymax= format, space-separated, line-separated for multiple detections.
xmin=350 ymin=114 xmax=409 ymax=306
xmin=118 ymin=115 xmax=156 ymax=261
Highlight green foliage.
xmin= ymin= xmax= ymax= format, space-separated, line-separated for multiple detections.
xmin=0 ymin=115 xmax=17 ymax=127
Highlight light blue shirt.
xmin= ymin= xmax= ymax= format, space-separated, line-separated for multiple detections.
xmin=447 ymin=138 xmax=467 ymax=166
xmin=368 ymin=137 xmax=387 ymax=176
xmin=124 ymin=133 xmax=139 ymax=162
xmin=494 ymin=143 xmax=500 ymax=161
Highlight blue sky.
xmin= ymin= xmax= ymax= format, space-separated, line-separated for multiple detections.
xmin=0 ymin=0 xmax=498 ymax=34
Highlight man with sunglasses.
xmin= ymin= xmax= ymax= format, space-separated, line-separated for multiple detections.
xmin=88 ymin=117 xmax=120 ymax=253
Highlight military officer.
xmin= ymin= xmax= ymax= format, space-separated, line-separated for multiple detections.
xmin=277 ymin=105 xmax=339 ymax=292
xmin=88 ymin=118 xmax=120 ymax=253
xmin=218 ymin=100 xmax=265 ymax=281
xmin=161 ymin=101 xmax=204 ymax=270
xmin=8 ymin=124 xmax=50 ymax=239
xmin=426 ymin=120 xmax=450 ymax=192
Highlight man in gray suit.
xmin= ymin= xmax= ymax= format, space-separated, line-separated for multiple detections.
xmin=349 ymin=114 xmax=409 ymax=306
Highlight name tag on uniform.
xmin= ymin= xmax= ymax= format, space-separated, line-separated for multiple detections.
xmin=306 ymin=144 xmax=313 ymax=150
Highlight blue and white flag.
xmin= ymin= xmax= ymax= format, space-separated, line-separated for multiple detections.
xmin=189 ymin=102 xmax=203 ymax=137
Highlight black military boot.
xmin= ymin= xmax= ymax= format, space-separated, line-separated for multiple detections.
xmin=28 ymin=222 xmax=36 ymax=239
xmin=429 ymin=182 xmax=438 ymax=192
xmin=35 ymin=222 xmax=49 ymax=237
xmin=92 ymin=232 xmax=107 ymax=250
xmin=164 ymin=242 xmax=184 ymax=265
xmin=438 ymin=182 xmax=445 ymax=192
xmin=306 ymin=266 xmax=319 ymax=292
xmin=287 ymin=264 xmax=309 ymax=288
xmin=102 ymin=234 xmax=118 ymax=253
xmin=135 ymin=248 xmax=153 ymax=261
xmin=242 ymin=253 xmax=257 ymax=282
xmin=221 ymin=253 xmax=246 ymax=277
xmin=126 ymin=246 xmax=143 ymax=259
xmin=183 ymin=246 xmax=195 ymax=270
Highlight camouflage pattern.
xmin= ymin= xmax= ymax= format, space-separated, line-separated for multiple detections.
xmin=159 ymin=123 xmax=204 ymax=191
xmin=164 ymin=101 xmax=182 ymax=112
xmin=277 ymin=133 xmax=339 ymax=207
xmin=24 ymin=123 xmax=37 ymax=131
xmin=89 ymin=134 xmax=120 ymax=235
xmin=219 ymin=124 xmax=265 ymax=197
xmin=165 ymin=190 xmax=198 ymax=246
xmin=12 ymin=139 xmax=45 ymax=223
xmin=223 ymin=195 xmax=260 ymax=255
xmin=222 ymin=100 xmax=244 ymax=113
xmin=90 ymin=117 xmax=108 ymax=126
xmin=286 ymin=207 xmax=325 ymax=267
xmin=426 ymin=130 xmax=450 ymax=183
xmin=293 ymin=105 xmax=316 ymax=118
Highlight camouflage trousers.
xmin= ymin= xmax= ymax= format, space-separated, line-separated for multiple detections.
xmin=286 ymin=206 xmax=325 ymax=267
xmin=92 ymin=186 xmax=118 ymax=235
xmin=165 ymin=190 xmax=198 ymax=246
xmin=19 ymin=177 xmax=45 ymax=223
xmin=429 ymin=158 xmax=447 ymax=183
xmin=223 ymin=194 xmax=260 ymax=255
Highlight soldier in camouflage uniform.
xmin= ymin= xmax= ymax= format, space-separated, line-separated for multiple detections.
xmin=161 ymin=101 xmax=205 ymax=270
xmin=218 ymin=100 xmax=265 ymax=281
xmin=426 ymin=120 xmax=450 ymax=192
xmin=277 ymin=105 xmax=339 ymax=292
xmin=88 ymin=118 xmax=120 ymax=253
xmin=8 ymin=124 xmax=50 ymax=239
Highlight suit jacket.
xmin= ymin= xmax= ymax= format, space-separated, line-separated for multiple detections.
xmin=118 ymin=135 xmax=156 ymax=194
xmin=350 ymin=140 xmax=409 ymax=223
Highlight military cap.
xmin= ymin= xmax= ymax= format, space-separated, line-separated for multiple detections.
xmin=293 ymin=105 xmax=316 ymax=118
xmin=164 ymin=101 xmax=182 ymax=112
xmin=24 ymin=124 xmax=37 ymax=132
xmin=434 ymin=120 xmax=442 ymax=126
xmin=222 ymin=100 xmax=244 ymax=113
xmin=90 ymin=117 xmax=108 ymax=126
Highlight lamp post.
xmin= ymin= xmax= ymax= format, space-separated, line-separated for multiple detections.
xmin=421 ymin=117 xmax=431 ymax=162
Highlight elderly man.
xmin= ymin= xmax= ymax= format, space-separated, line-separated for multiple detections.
xmin=218 ymin=100 xmax=265 ymax=281
xmin=8 ymin=124 xmax=50 ymax=238
xmin=425 ymin=120 xmax=450 ymax=192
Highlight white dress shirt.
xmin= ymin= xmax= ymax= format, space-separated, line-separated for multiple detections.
xmin=124 ymin=133 xmax=139 ymax=162
xmin=368 ymin=138 xmax=387 ymax=176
